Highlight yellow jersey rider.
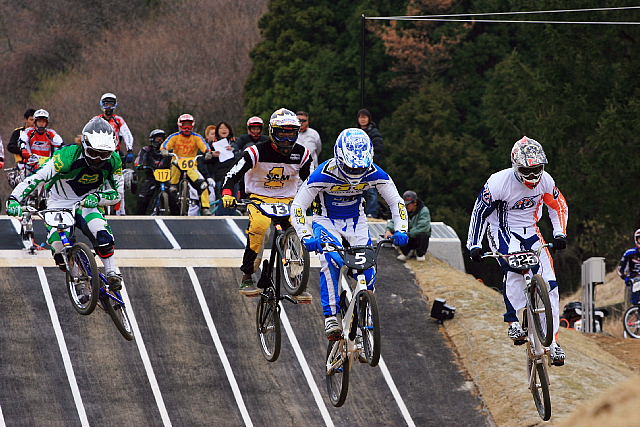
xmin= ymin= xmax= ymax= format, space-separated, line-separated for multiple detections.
xmin=221 ymin=108 xmax=312 ymax=296
xmin=161 ymin=113 xmax=213 ymax=215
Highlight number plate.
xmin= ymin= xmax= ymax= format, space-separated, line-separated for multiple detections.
xmin=153 ymin=168 xmax=171 ymax=182
xmin=258 ymin=203 xmax=290 ymax=217
xmin=43 ymin=210 xmax=75 ymax=229
xmin=343 ymin=247 xmax=376 ymax=270
xmin=176 ymin=157 xmax=196 ymax=171
xmin=505 ymin=251 xmax=539 ymax=269
xmin=632 ymin=278 xmax=640 ymax=293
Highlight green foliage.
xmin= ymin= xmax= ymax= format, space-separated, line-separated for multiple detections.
xmin=245 ymin=0 xmax=408 ymax=156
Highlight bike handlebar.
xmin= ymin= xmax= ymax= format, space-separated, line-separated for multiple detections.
xmin=481 ymin=242 xmax=554 ymax=260
xmin=321 ymin=238 xmax=393 ymax=256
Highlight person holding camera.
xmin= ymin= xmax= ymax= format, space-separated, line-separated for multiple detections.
xmin=385 ymin=190 xmax=431 ymax=262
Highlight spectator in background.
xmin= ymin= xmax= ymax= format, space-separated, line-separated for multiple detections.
xmin=201 ymin=121 xmax=237 ymax=214
xmin=7 ymin=108 xmax=36 ymax=163
xmin=295 ymin=111 xmax=322 ymax=169
xmin=0 ymin=135 xmax=4 ymax=169
xmin=234 ymin=116 xmax=268 ymax=157
xmin=357 ymin=108 xmax=384 ymax=218
xmin=385 ymin=190 xmax=431 ymax=262
xmin=74 ymin=134 xmax=83 ymax=145
xmin=204 ymin=124 xmax=217 ymax=144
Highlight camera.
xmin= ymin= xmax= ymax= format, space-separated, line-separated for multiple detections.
xmin=430 ymin=298 xmax=456 ymax=323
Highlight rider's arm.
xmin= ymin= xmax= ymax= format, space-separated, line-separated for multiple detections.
xmin=290 ymin=180 xmax=321 ymax=238
xmin=119 ymin=119 xmax=134 ymax=151
xmin=618 ymin=251 xmax=632 ymax=279
xmin=99 ymin=156 xmax=124 ymax=206
xmin=195 ymin=135 xmax=210 ymax=153
xmin=9 ymin=151 xmax=59 ymax=202
xmin=541 ymin=178 xmax=568 ymax=238
xmin=466 ymin=182 xmax=498 ymax=251
xmin=376 ymin=177 xmax=409 ymax=233
xmin=51 ymin=131 xmax=63 ymax=152
xmin=299 ymin=149 xmax=312 ymax=181
xmin=221 ymin=150 xmax=254 ymax=195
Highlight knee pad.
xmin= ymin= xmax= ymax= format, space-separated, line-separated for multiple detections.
xmin=95 ymin=230 xmax=115 ymax=258
xmin=195 ymin=179 xmax=207 ymax=191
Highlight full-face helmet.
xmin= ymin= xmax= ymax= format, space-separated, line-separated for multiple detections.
xmin=82 ymin=117 xmax=116 ymax=169
xmin=334 ymin=128 xmax=373 ymax=185
xmin=268 ymin=108 xmax=300 ymax=155
xmin=511 ymin=136 xmax=548 ymax=189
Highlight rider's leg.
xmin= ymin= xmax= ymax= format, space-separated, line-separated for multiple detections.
xmin=75 ymin=207 xmax=122 ymax=290
xmin=168 ymin=164 xmax=181 ymax=215
xmin=187 ymin=169 xmax=211 ymax=215
xmin=312 ymin=219 xmax=345 ymax=316
xmin=46 ymin=227 xmax=67 ymax=271
xmin=344 ymin=217 xmax=377 ymax=291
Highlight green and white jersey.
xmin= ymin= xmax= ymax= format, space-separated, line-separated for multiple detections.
xmin=11 ymin=144 xmax=123 ymax=209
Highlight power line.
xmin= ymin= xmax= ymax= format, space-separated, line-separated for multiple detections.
xmin=366 ymin=18 xmax=640 ymax=25
xmin=367 ymin=5 xmax=640 ymax=20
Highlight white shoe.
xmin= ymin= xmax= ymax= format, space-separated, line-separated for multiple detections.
xmin=549 ymin=342 xmax=566 ymax=366
xmin=324 ymin=316 xmax=342 ymax=340
xmin=397 ymin=254 xmax=407 ymax=261
xmin=416 ymin=255 xmax=426 ymax=262
xmin=508 ymin=321 xmax=527 ymax=345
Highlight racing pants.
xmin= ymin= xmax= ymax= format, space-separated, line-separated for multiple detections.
xmin=241 ymin=195 xmax=293 ymax=275
xmin=312 ymin=215 xmax=375 ymax=317
xmin=47 ymin=205 xmax=118 ymax=274
xmin=170 ymin=164 xmax=210 ymax=209
xmin=487 ymin=225 xmax=560 ymax=340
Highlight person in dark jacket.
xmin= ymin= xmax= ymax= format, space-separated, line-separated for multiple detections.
xmin=135 ymin=129 xmax=171 ymax=214
xmin=358 ymin=108 xmax=384 ymax=218
xmin=385 ymin=190 xmax=431 ymax=261
xmin=7 ymin=108 xmax=36 ymax=163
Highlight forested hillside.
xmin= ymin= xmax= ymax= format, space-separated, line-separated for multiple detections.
xmin=246 ymin=0 xmax=640 ymax=292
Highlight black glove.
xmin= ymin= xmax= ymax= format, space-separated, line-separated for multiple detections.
xmin=469 ymin=247 xmax=483 ymax=262
xmin=553 ymin=235 xmax=567 ymax=250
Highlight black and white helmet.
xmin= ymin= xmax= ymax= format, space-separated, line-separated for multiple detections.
xmin=82 ymin=117 xmax=116 ymax=167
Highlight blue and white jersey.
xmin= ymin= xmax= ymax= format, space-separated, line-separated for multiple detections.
xmin=290 ymin=158 xmax=408 ymax=237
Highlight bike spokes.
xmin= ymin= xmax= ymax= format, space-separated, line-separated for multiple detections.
xmin=325 ymin=340 xmax=349 ymax=407
xmin=103 ymin=291 xmax=134 ymax=341
xmin=527 ymin=343 xmax=551 ymax=420
xmin=358 ymin=291 xmax=381 ymax=367
xmin=530 ymin=275 xmax=554 ymax=347
xmin=624 ymin=306 xmax=640 ymax=339
xmin=256 ymin=290 xmax=281 ymax=362
xmin=66 ymin=243 xmax=100 ymax=315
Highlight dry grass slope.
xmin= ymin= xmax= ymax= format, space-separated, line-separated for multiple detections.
xmin=408 ymin=255 xmax=637 ymax=427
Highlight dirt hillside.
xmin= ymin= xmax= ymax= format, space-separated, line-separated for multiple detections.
xmin=405 ymin=255 xmax=638 ymax=426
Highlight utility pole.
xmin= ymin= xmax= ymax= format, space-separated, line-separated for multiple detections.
xmin=360 ymin=14 xmax=366 ymax=108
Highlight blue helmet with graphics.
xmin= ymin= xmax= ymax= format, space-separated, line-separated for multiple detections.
xmin=334 ymin=128 xmax=373 ymax=184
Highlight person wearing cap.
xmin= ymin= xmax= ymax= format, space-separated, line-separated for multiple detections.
xmin=7 ymin=108 xmax=36 ymax=164
xmin=234 ymin=116 xmax=269 ymax=157
xmin=385 ymin=190 xmax=431 ymax=262
xmin=357 ymin=108 xmax=384 ymax=218
xmin=295 ymin=111 xmax=322 ymax=169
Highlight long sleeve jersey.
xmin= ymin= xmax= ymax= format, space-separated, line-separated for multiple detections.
xmin=162 ymin=132 xmax=209 ymax=158
xmin=10 ymin=144 xmax=123 ymax=208
xmin=19 ymin=127 xmax=63 ymax=158
xmin=617 ymin=248 xmax=640 ymax=279
xmin=290 ymin=159 xmax=408 ymax=238
xmin=466 ymin=168 xmax=568 ymax=250
xmin=222 ymin=141 xmax=311 ymax=198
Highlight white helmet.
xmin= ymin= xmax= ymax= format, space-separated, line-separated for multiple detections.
xmin=33 ymin=109 xmax=50 ymax=132
xmin=268 ymin=108 xmax=300 ymax=154
xmin=334 ymin=128 xmax=373 ymax=184
xmin=82 ymin=117 xmax=116 ymax=168
xmin=511 ymin=136 xmax=547 ymax=189
xmin=100 ymin=92 xmax=118 ymax=113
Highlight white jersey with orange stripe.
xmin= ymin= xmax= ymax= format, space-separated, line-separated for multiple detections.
xmin=467 ymin=168 xmax=568 ymax=250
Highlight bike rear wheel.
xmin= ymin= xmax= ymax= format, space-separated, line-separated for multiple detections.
xmin=103 ymin=292 xmax=134 ymax=341
xmin=530 ymin=274 xmax=554 ymax=347
xmin=66 ymin=243 xmax=100 ymax=315
xmin=623 ymin=305 xmax=640 ymax=339
xmin=358 ymin=290 xmax=381 ymax=367
xmin=256 ymin=288 xmax=281 ymax=362
xmin=527 ymin=343 xmax=551 ymax=420
xmin=281 ymin=227 xmax=309 ymax=296
xmin=178 ymin=180 xmax=189 ymax=216
xmin=326 ymin=339 xmax=350 ymax=407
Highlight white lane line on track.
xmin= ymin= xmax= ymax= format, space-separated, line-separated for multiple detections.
xmin=0 ymin=402 xmax=5 ymax=427
xmin=225 ymin=218 xmax=334 ymax=426
xmin=155 ymin=219 xmax=181 ymax=250
xmin=187 ymin=267 xmax=254 ymax=427
xmin=36 ymin=267 xmax=90 ymax=427
xmin=117 ymin=271 xmax=173 ymax=427
xmin=280 ymin=307 xmax=335 ymax=427
xmin=341 ymin=276 xmax=416 ymax=427
xmin=225 ymin=218 xmax=247 ymax=245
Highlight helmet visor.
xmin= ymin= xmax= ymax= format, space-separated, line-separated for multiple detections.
xmin=342 ymin=164 xmax=369 ymax=176
xmin=85 ymin=146 xmax=112 ymax=161
xmin=517 ymin=165 xmax=543 ymax=179
xmin=101 ymin=99 xmax=116 ymax=108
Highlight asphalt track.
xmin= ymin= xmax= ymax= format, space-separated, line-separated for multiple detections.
xmin=0 ymin=217 xmax=493 ymax=427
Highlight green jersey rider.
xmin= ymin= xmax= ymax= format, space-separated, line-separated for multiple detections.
xmin=6 ymin=117 xmax=125 ymax=290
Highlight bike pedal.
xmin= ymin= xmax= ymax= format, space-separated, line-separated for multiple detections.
xmin=513 ymin=338 xmax=527 ymax=346
xmin=293 ymin=293 xmax=313 ymax=304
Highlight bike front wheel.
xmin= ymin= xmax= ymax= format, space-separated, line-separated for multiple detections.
xmin=103 ymin=292 xmax=135 ymax=341
xmin=623 ymin=305 xmax=640 ymax=339
xmin=281 ymin=227 xmax=310 ymax=296
xmin=326 ymin=339 xmax=350 ymax=407
xmin=358 ymin=290 xmax=381 ymax=367
xmin=530 ymin=274 xmax=554 ymax=347
xmin=66 ymin=243 xmax=101 ymax=315
xmin=256 ymin=289 xmax=281 ymax=362
xmin=527 ymin=343 xmax=551 ymax=420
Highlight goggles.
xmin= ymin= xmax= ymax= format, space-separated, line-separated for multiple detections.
xmin=272 ymin=126 xmax=299 ymax=143
xmin=342 ymin=164 xmax=369 ymax=176
xmin=85 ymin=146 xmax=112 ymax=161
xmin=517 ymin=165 xmax=543 ymax=178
